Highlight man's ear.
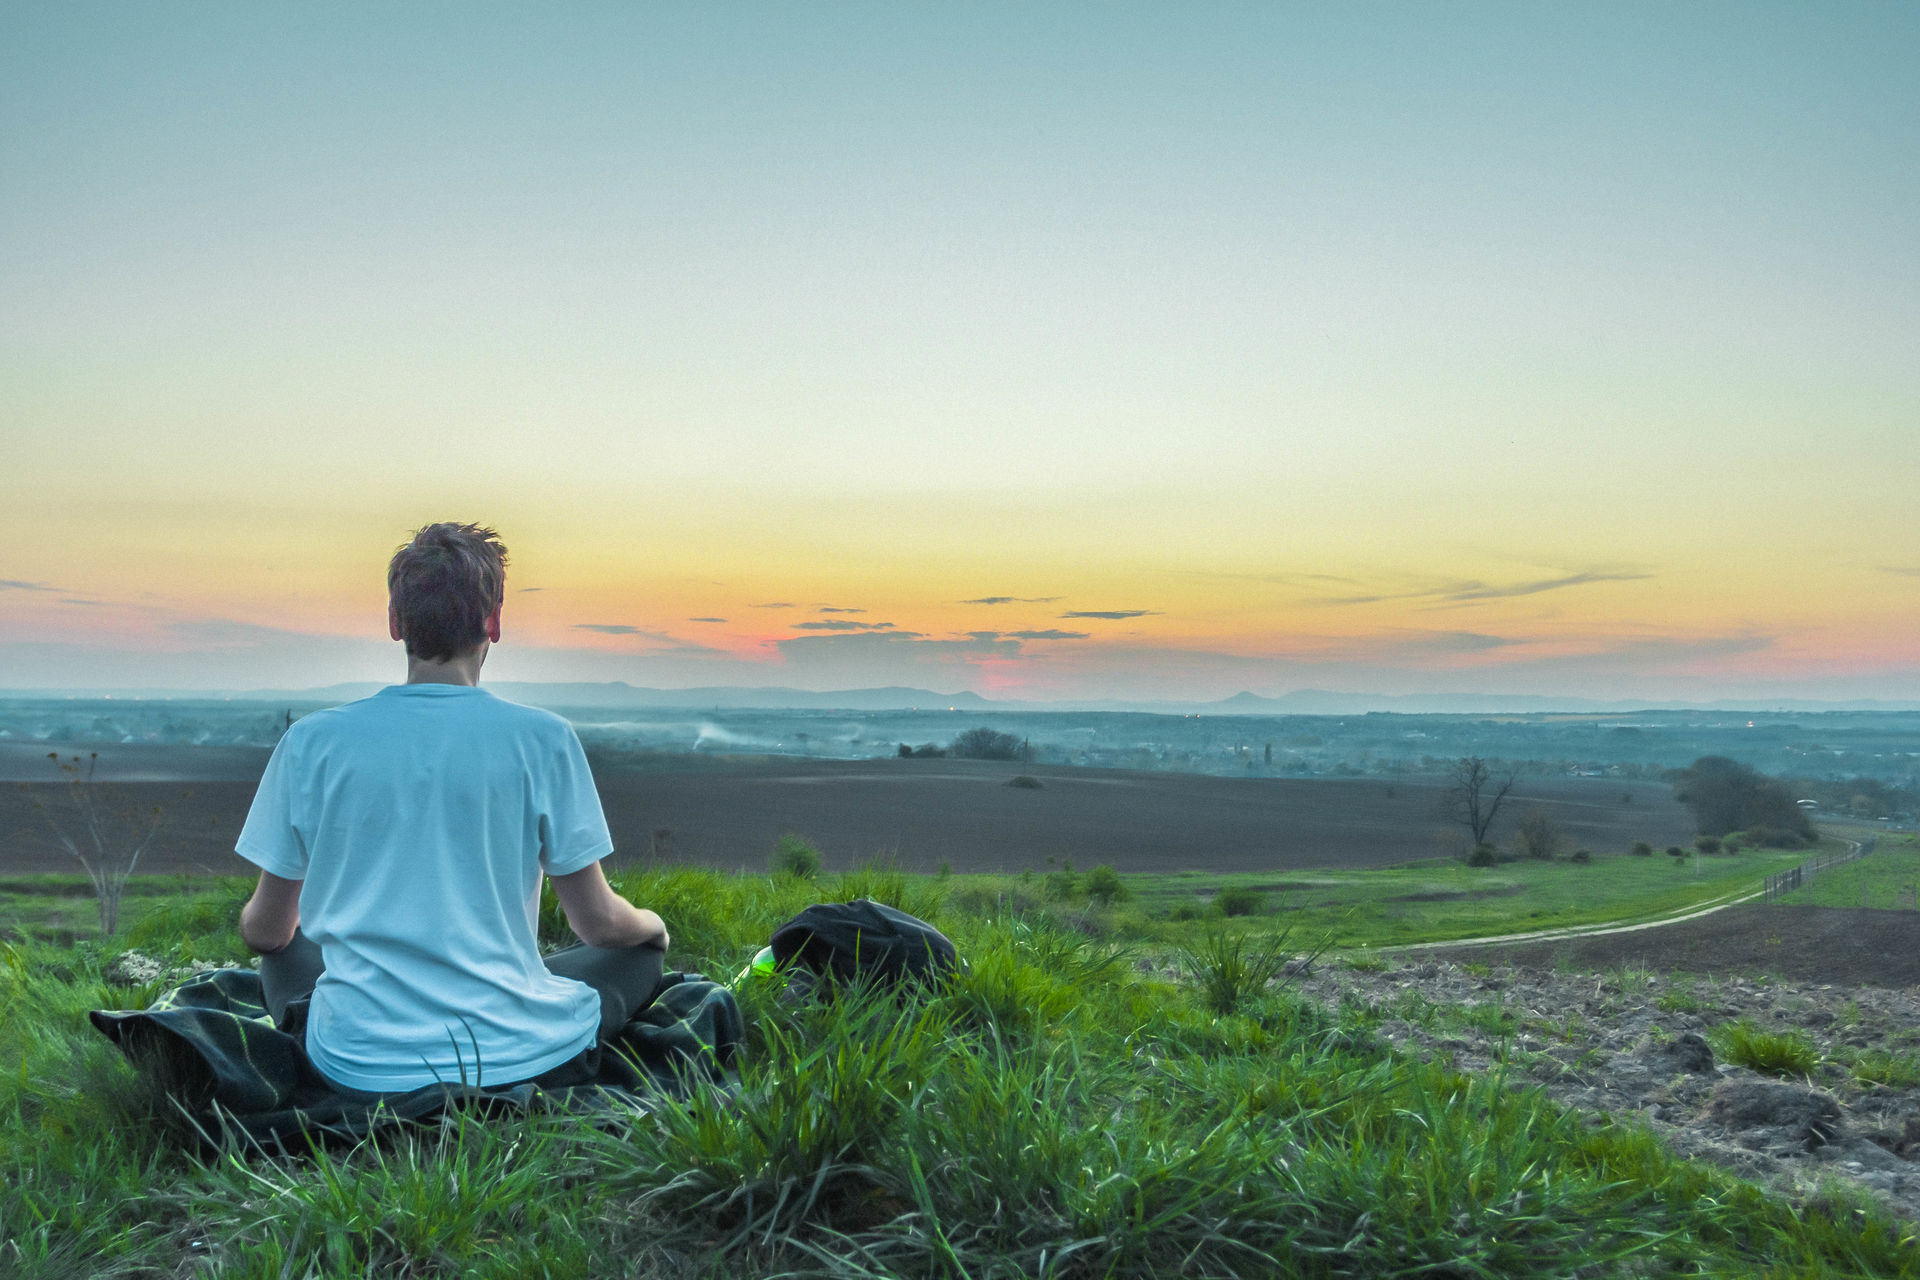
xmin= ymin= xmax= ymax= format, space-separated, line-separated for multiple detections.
xmin=388 ymin=605 xmax=403 ymax=642
xmin=484 ymin=607 xmax=502 ymax=644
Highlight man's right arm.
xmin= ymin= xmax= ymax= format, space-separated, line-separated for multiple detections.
xmin=550 ymin=862 xmax=669 ymax=950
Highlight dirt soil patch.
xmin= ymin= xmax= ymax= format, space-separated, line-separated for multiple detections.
xmin=1442 ymin=905 xmax=1920 ymax=988
xmin=1264 ymin=955 xmax=1920 ymax=1229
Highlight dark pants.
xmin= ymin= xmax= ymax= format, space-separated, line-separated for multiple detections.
xmin=259 ymin=930 xmax=667 ymax=1042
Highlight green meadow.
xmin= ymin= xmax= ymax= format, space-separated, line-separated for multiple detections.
xmin=1766 ymin=833 xmax=1920 ymax=911
xmin=3 ymin=849 xmax=1916 ymax=1277
xmin=949 ymin=841 xmax=1816 ymax=950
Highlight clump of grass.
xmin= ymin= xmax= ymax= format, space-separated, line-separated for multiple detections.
xmin=1178 ymin=927 xmax=1303 ymax=1016
xmin=831 ymin=858 xmax=948 ymax=923
xmin=771 ymin=834 xmax=823 ymax=880
xmin=1005 ymin=774 xmax=1043 ymax=789
xmin=1655 ymin=985 xmax=1704 ymax=1014
xmin=1212 ymin=885 xmax=1265 ymax=917
xmin=122 ymin=885 xmax=251 ymax=962
xmin=1845 ymin=1048 xmax=1920 ymax=1088
xmin=1713 ymin=1018 xmax=1820 ymax=1077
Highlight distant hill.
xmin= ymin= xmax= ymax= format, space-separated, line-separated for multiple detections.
xmin=0 ymin=682 xmax=1002 ymax=712
xmin=3 ymin=682 xmax=1916 ymax=716
xmin=1197 ymin=690 xmax=1920 ymax=715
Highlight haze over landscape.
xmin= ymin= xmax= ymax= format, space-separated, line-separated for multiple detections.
xmin=3 ymin=5 xmax=1915 ymax=707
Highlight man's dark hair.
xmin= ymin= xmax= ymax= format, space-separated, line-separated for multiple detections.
xmin=387 ymin=523 xmax=509 ymax=662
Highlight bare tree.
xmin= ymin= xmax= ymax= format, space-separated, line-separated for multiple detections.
xmin=1447 ymin=756 xmax=1520 ymax=848
xmin=35 ymin=752 xmax=166 ymax=936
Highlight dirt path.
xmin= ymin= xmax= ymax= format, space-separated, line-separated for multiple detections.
xmin=1391 ymin=841 xmax=1861 ymax=954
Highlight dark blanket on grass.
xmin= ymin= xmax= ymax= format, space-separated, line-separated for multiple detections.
xmin=90 ymin=967 xmax=743 ymax=1150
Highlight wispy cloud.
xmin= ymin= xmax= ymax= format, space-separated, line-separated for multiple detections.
xmin=963 ymin=595 xmax=1061 ymax=605
xmin=1006 ymin=629 xmax=1089 ymax=641
xmin=818 ymin=606 xmax=866 ymax=614
xmin=688 ymin=616 xmax=727 ymax=623
xmin=1380 ymin=630 xmax=1515 ymax=656
xmin=1878 ymin=565 xmax=1920 ymax=578
xmin=1061 ymin=609 xmax=1158 ymax=620
xmin=1444 ymin=571 xmax=1653 ymax=602
xmin=517 ymin=587 xmax=544 ymax=593
xmin=574 ymin=624 xmax=681 ymax=643
xmin=1 ymin=579 xmax=55 ymax=592
xmin=60 ymin=598 xmax=105 ymax=607
xmin=1322 ymin=570 xmax=1651 ymax=607
xmin=776 ymin=629 xmax=1017 ymax=675
xmin=792 ymin=619 xmax=897 ymax=632
xmin=753 ymin=601 xmax=795 ymax=609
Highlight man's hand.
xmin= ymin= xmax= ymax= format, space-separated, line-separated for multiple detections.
xmin=550 ymin=862 xmax=669 ymax=950
xmin=240 ymin=871 xmax=302 ymax=954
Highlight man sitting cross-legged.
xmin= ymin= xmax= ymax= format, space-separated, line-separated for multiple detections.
xmin=235 ymin=521 xmax=669 ymax=1097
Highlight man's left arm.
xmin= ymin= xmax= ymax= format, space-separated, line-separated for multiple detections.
xmin=235 ymin=727 xmax=311 ymax=953
xmin=240 ymin=871 xmax=303 ymax=954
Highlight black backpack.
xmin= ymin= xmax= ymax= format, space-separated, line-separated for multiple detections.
xmin=768 ymin=899 xmax=958 ymax=990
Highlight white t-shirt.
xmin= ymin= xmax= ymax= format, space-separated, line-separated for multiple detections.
xmin=235 ymin=684 xmax=614 ymax=1092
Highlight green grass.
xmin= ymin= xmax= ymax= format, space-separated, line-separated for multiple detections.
xmin=1769 ymin=833 xmax=1920 ymax=910
xmin=1712 ymin=1018 xmax=1822 ymax=1078
xmin=1096 ymin=841 xmax=1814 ymax=950
xmin=1843 ymin=1048 xmax=1920 ymax=1089
xmin=1655 ymin=980 xmax=1706 ymax=1015
xmin=4 ymin=866 xmax=1920 ymax=1277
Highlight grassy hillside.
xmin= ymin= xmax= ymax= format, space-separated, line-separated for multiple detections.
xmin=3 ymin=863 xmax=1917 ymax=1277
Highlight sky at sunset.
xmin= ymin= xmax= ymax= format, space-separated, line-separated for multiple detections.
xmin=3 ymin=4 xmax=1916 ymax=704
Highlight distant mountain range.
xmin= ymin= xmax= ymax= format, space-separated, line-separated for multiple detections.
xmin=5 ymin=682 xmax=1919 ymax=716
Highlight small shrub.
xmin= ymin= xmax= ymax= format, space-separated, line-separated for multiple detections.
xmin=1513 ymin=807 xmax=1563 ymax=860
xmin=1714 ymin=1018 xmax=1819 ymax=1077
xmin=772 ymin=834 xmax=823 ymax=880
xmin=1695 ymin=835 xmax=1722 ymax=854
xmin=1042 ymin=860 xmax=1078 ymax=903
xmin=1083 ymin=865 xmax=1129 ymax=906
xmin=1569 ymin=849 xmax=1592 ymax=865
xmin=950 ymin=727 xmax=1025 ymax=761
xmin=1213 ymin=886 xmax=1266 ymax=917
xmin=1467 ymin=843 xmax=1498 ymax=868
xmin=1666 ymin=846 xmax=1687 ymax=862
xmin=1006 ymin=774 xmax=1044 ymax=789
xmin=1631 ymin=841 xmax=1654 ymax=857
xmin=1167 ymin=898 xmax=1206 ymax=922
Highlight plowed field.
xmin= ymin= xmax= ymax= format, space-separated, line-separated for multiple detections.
xmin=1 ymin=748 xmax=1694 ymax=876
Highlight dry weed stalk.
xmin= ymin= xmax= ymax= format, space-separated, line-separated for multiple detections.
xmin=37 ymin=751 xmax=165 ymax=935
